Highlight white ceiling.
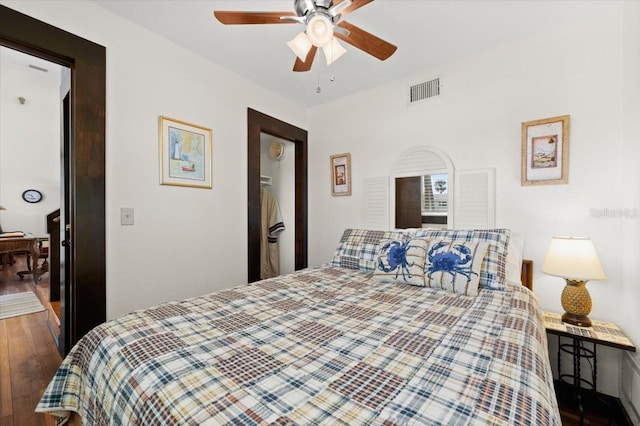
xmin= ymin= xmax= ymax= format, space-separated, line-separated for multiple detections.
xmin=91 ymin=1 xmax=614 ymax=108
xmin=0 ymin=45 xmax=63 ymax=80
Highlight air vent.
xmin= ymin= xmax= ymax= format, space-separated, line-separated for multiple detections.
xmin=409 ymin=78 xmax=440 ymax=104
xmin=29 ymin=64 xmax=48 ymax=72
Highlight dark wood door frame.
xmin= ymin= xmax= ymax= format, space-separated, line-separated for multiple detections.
xmin=1 ymin=5 xmax=106 ymax=355
xmin=247 ymin=108 xmax=307 ymax=283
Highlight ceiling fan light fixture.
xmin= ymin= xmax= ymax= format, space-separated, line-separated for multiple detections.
xmin=322 ymin=37 xmax=347 ymax=65
xmin=287 ymin=32 xmax=313 ymax=61
xmin=306 ymin=14 xmax=333 ymax=47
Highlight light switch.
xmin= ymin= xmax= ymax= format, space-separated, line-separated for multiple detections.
xmin=120 ymin=208 xmax=134 ymax=226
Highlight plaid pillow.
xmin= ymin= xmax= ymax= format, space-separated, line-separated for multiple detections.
xmin=414 ymin=228 xmax=511 ymax=290
xmin=330 ymin=229 xmax=407 ymax=272
xmin=373 ymin=237 xmax=429 ymax=286
xmin=424 ymin=240 xmax=488 ymax=296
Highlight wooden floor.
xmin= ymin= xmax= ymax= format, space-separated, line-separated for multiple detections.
xmin=561 ymin=407 xmax=628 ymax=425
xmin=555 ymin=380 xmax=632 ymax=426
xmin=0 ymin=256 xmax=61 ymax=426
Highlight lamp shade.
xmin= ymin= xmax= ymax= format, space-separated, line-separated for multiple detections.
xmin=306 ymin=14 xmax=333 ymax=47
xmin=322 ymin=37 xmax=347 ymax=65
xmin=287 ymin=32 xmax=313 ymax=61
xmin=542 ymin=236 xmax=606 ymax=281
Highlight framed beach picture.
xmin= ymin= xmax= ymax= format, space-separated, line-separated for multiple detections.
xmin=159 ymin=116 xmax=212 ymax=188
xmin=521 ymin=115 xmax=570 ymax=186
xmin=330 ymin=153 xmax=351 ymax=196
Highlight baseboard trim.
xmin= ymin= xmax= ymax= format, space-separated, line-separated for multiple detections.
xmin=46 ymin=306 xmax=60 ymax=348
xmin=620 ymin=352 xmax=640 ymax=425
xmin=555 ymin=380 xmax=633 ymax=425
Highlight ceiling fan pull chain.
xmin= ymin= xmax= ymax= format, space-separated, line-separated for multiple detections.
xmin=316 ymin=52 xmax=322 ymax=93
xmin=329 ymin=39 xmax=336 ymax=81
xmin=316 ymin=67 xmax=322 ymax=93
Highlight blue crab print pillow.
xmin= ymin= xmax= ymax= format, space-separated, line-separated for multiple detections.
xmin=424 ymin=240 xmax=489 ymax=296
xmin=373 ymin=237 xmax=429 ymax=286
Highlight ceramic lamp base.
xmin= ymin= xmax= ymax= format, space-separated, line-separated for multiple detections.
xmin=561 ymin=311 xmax=592 ymax=328
xmin=560 ymin=279 xmax=592 ymax=328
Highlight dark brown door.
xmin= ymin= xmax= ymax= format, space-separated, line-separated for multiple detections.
xmin=60 ymin=91 xmax=72 ymax=354
xmin=395 ymin=176 xmax=422 ymax=229
xmin=247 ymin=109 xmax=307 ymax=283
xmin=1 ymin=5 xmax=106 ymax=355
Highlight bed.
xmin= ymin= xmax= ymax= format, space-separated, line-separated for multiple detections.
xmin=37 ymin=228 xmax=560 ymax=425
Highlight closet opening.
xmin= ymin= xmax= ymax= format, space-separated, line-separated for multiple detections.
xmin=247 ymin=109 xmax=307 ymax=283
xmin=259 ymin=136 xmax=296 ymax=279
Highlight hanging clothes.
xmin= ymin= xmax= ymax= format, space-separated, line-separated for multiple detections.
xmin=260 ymin=189 xmax=285 ymax=279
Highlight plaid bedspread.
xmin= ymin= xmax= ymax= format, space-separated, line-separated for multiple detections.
xmin=37 ymin=265 xmax=560 ymax=425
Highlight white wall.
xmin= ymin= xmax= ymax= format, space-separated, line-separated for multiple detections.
xmin=0 ymin=0 xmax=306 ymax=319
xmin=307 ymin=2 xmax=639 ymax=400
xmin=620 ymin=1 xmax=640 ymax=421
xmin=0 ymin=49 xmax=62 ymax=235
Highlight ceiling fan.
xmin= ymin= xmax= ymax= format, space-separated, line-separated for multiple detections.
xmin=214 ymin=0 xmax=397 ymax=72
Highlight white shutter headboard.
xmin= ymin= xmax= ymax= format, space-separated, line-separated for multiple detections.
xmin=364 ymin=176 xmax=390 ymax=230
xmin=454 ymin=168 xmax=495 ymax=229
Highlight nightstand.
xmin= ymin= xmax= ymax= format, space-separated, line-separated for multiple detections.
xmin=543 ymin=311 xmax=636 ymax=424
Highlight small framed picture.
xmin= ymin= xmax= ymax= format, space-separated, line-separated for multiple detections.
xmin=330 ymin=153 xmax=351 ymax=196
xmin=159 ymin=116 xmax=212 ymax=188
xmin=521 ymin=115 xmax=570 ymax=185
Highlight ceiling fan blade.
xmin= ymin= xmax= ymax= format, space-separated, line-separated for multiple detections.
xmin=293 ymin=45 xmax=318 ymax=72
xmin=332 ymin=0 xmax=374 ymax=16
xmin=214 ymin=11 xmax=297 ymax=25
xmin=334 ymin=21 xmax=397 ymax=61
xmin=328 ymin=0 xmax=352 ymax=17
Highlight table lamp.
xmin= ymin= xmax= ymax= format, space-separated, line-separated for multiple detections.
xmin=542 ymin=236 xmax=606 ymax=327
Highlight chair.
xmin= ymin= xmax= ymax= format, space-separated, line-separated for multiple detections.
xmin=17 ymin=238 xmax=49 ymax=280
xmin=0 ymin=224 xmax=16 ymax=268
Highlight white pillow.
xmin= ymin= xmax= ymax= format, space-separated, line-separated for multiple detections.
xmin=414 ymin=228 xmax=511 ymax=291
xmin=424 ymin=240 xmax=489 ymax=296
xmin=374 ymin=237 xmax=429 ymax=286
xmin=505 ymin=232 xmax=525 ymax=285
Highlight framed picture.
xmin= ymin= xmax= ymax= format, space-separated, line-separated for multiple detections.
xmin=159 ymin=116 xmax=212 ymax=188
xmin=521 ymin=115 xmax=570 ymax=185
xmin=330 ymin=153 xmax=351 ymax=196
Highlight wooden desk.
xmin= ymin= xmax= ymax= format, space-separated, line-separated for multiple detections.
xmin=0 ymin=235 xmax=39 ymax=285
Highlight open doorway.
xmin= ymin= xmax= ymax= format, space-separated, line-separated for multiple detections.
xmin=1 ymin=5 xmax=106 ymax=355
xmin=0 ymin=47 xmax=64 ymax=234
xmin=247 ymin=109 xmax=308 ymax=283
xmin=0 ymin=45 xmax=67 ymax=348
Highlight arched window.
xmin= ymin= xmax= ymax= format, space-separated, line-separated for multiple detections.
xmin=390 ymin=146 xmax=455 ymax=229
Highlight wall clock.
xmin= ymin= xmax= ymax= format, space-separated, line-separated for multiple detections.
xmin=22 ymin=189 xmax=43 ymax=203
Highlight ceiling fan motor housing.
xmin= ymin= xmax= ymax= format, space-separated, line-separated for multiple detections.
xmin=294 ymin=0 xmax=333 ymax=18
